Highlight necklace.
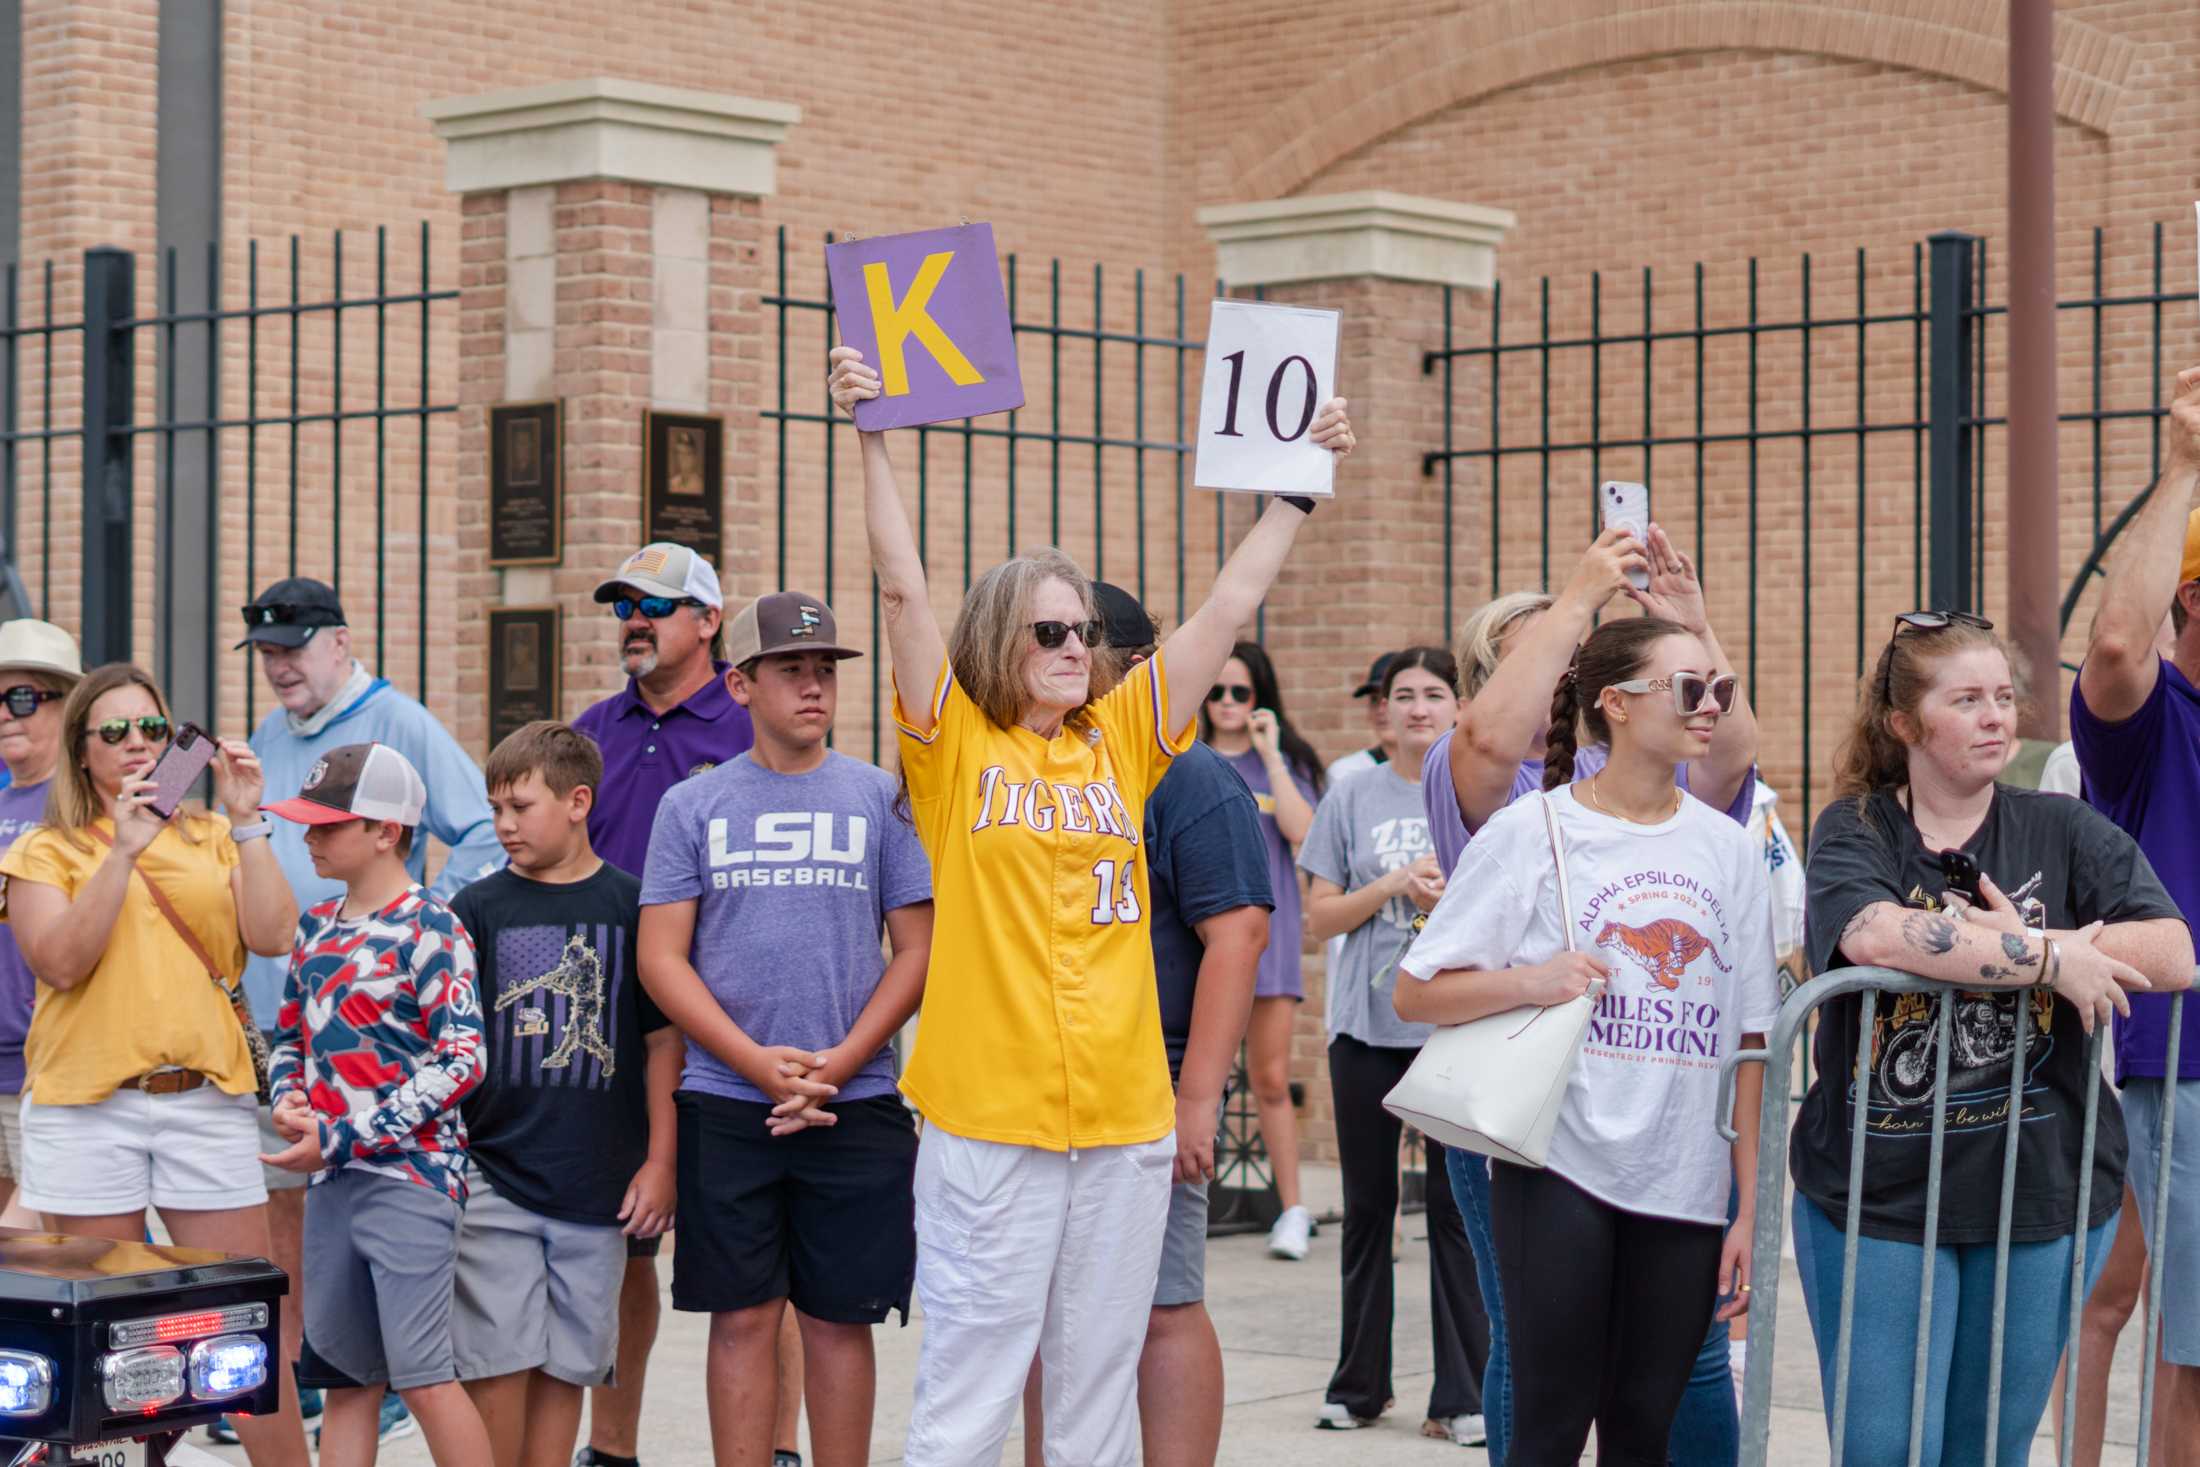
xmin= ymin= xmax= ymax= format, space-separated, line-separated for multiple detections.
xmin=1583 ymin=773 xmax=1682 ymax=824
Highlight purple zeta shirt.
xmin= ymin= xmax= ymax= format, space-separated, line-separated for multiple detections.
xmin=0 ymin=777 xmax=50 ymax=1094
xmin=2071 ymin=658 xmax=2200 ymax=1082
xmin=1420 ymin=728 xmax=1756 ymax=875
xmin=573 ymin=661 xmax=755 ymax=878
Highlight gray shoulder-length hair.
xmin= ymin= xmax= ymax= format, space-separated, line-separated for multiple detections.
xmin=1453 ymin=590 xmax=1554 ymax=699
xmin=948 ymin=546 xmax=1099 ymax=730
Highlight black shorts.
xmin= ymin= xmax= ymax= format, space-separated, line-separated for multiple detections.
xmin=671 ymin=1089 xmax=917 ymax=1324
xmin=627 ymin=1232 xmax=663 ymax=1260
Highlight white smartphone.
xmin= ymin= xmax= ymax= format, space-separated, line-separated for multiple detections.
xmin=1598 ymin=480 xmax=1651 ymax=590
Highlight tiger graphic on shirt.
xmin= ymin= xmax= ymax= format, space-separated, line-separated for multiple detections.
xmin=1593 ymin=918 xmax=1732 ymax=992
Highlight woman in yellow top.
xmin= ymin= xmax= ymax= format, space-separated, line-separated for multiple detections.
xmin=830 ymin=344 xmax=1353 ymax=1467
xmin=2 ymin=662 xmax=309 ymax=1467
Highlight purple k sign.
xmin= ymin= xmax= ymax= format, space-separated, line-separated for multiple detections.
xmin=827 ymin=223 xmax=1026 ymax=431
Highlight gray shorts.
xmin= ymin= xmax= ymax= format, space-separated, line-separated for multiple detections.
xmin=0 ymin=1091 xmax=22 ymax=1183
xmin=256 ymin=1101 xmax=311 ymax=1193
xmin=302 ymin=1167 xmax=463 ymax=1390
xmin=2122 ymin=1078 xmax=2200 ymax=1366
xmin=452 ymin=1182 xmax=626 ymax=1387
xmin=1152 ymin=1174 xmax=1211 ymax=1308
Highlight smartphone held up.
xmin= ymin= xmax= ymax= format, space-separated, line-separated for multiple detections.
xmin=145 ymin=722 xmax=218 ymax=820
xmin=1598 ymin=481 xmax=1651 ymax=591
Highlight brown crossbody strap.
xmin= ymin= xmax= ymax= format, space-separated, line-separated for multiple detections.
xmin=87 ymin=825 xmax=231 ymax=985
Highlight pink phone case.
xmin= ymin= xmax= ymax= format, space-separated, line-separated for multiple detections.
xmin=147 ymin=723 xmax=217 ymax=819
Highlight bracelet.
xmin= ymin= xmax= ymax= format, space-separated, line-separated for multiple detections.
xmin=1279 ymin=495 xmax=1318 ymax=516
xmin=2036 ymin=936 xmax=2059 ymax=990
xmin=230 ymin=820 xmax=273 ymax=843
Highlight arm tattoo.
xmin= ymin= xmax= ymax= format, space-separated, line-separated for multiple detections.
xmin=1902 ymin=909 xmax=1960 ymax=956
xmin=1838 ymin=906 xmax=1876 ymax=950
xmin=1979 ymin=963 xmax=2017 ymax=982
xmin=2001 ymin=931 xmax=2039 ymax=967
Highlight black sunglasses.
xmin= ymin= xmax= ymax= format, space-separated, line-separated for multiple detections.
xmin=1207 ymin=683 xmax=1254 ymax=705
xmin=1881 ymin=611 xmax=1995 ymax=700
xmin=89 ymin=716 xmax=171 ymax=746
xmin=238 ymin=602 xmax=328 ymax=629
xmin=0 ymin=685 xmax=64 ymax=719
xmin=1938 ymin=848 xmax=1984 ymax=906
xmin=612 ymin=595 xmax=701 ymax=621
xmin=1031 ymin=620 xmax=1102 ymax=651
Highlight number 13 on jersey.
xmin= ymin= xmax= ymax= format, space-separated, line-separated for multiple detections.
xmin=1193 ymin=299 xmax=1340 ymax=498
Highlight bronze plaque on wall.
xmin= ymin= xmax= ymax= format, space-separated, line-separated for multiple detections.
xmin=487 ymin=605 xmax=561 ymax=752
xmin=489 ymin=400 xmax=564 ymax=567
xmin=642 ymin=409 xmax=724 ymax=565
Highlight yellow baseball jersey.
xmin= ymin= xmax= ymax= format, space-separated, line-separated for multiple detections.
xmin=894 ymin=655 xmax=1192 ymax=1150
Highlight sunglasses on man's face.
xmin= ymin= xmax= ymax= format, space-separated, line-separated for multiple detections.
xmin=0 ymin=685 xmax=64 ymax=720
xmin=1609 ymin=671 xmax=1740 ymax=717
xmin=611 ymin=596 xmax=700 ymax=622
xmin=1207 ymin=684 xmax=1254 ymax=705
xmin=89 ymin=716 xmax=171 ymax=746
xmin=1030 ymin=620 xmax=1101 ymax=651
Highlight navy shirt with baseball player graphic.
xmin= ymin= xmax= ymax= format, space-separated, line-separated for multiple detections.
xmin=639 ymin=750 xmax=932 ymax=1105
xmin=1800 ymin=786 xmax=2183 ymax=1245
xmin=451 ymin=863 xmax=669 ymax=1227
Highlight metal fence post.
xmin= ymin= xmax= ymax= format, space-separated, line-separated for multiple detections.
xmin=1927 ymin=231 xmax=1976 ymax=614
xmin=80 ymin=246 xmax=134 ymax=664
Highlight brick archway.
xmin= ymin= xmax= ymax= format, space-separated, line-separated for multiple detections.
xmin=1225 ymin=0 xmax=2136 ymax=203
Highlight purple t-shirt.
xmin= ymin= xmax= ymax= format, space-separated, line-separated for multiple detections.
xmin=573 ymin=662 xmax=755 ymax=879
xmin=0 ymin=778 xmax=49 ymax=1095
xmin=638 ymin=750 xmax=932 ymax=1103
xmin=1420 ymin=729 xmax=1755 ymax=874
xmin=2071 ymin=658 xmax=2200 ymax=1082
xmin=1221 ymin=748 xmax=1317 ymax=1000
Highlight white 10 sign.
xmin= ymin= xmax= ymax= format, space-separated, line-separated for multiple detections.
xmin=1193 ymin=299 xmax=1341 ymax=498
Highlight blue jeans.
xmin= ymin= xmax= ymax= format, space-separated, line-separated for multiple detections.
xmin=1445 ymin=1148 xmax=1511 ymax=1465
xmin=1791 ymin=1193 xmax=2117 ymax=1467
xmin=1667 ymin=1184 xmax=1741 ymax=1467
xmin=1666 ymin=1312 xmax=1737 ymax=1466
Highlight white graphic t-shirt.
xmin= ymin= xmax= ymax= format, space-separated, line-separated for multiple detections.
xmin=1401 ymin=784 xmax=1780 ymax=1223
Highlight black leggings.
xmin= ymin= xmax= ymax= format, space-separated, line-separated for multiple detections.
xmin=1489 ymin=1159 xmax=1723 ymax=1467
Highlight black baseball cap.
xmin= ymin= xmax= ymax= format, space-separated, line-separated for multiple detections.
xmin=237 ymin=577 xmax=346 ymax=650
xmin=1351 ymin=651 xmax=1398 ymax=698
xmin=1092 ymin=582 xmax=1156 ymax=652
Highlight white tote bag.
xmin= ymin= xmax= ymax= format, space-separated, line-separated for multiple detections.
xmin=1382 ymin=791 xmax=1604 ymax=1168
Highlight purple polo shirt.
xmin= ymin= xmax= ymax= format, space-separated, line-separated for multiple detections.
xmin=2071 ymin=658 xmax=2200 ymax=1082
xmin=573 ymin=661 xmax=754 ymax=878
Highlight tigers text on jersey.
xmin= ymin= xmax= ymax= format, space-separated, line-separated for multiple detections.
xmin=268 ymin=885 xmax=485 ymax=1205
xmin=894 ymin=656 xmax=1191 ymax=1150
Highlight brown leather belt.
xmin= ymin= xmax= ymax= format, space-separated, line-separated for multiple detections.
xmin=124 ymin=1067 xmax=209 ymax=1095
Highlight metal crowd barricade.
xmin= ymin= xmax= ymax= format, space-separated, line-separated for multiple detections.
xmin=1719 ymin=965 xmax=2187 ymax=1467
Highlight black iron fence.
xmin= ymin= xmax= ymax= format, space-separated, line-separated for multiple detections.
xmin=0 ymin=226 xmax=457 ymax=737
xmin=1422 ymin=220 xmax=2197 ymax=832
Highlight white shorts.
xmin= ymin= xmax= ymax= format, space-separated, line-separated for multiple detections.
xmin=903 ymin=1128 xmax=1176 ymax=1467
xmin=19 ymin=1084 xmax=268 ymax=1217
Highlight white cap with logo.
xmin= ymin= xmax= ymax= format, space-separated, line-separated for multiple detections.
xmin=591 ymin=543 xmax=724 ymax=610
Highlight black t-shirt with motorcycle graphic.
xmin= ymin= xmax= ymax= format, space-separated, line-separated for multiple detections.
xmin=1797 ymin=786 xmax=2181 ymax=1245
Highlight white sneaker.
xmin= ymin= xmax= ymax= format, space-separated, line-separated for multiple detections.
xmin=1315 ymin=1402 xmax=1372 ymax=1431
xmin=1268 ymin=1204 xmax=1313 ymax=1260
xmin=1423 ymin=1414 xmax=1487 ymax=1446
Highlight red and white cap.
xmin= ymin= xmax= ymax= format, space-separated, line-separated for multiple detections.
xmin=262 ymin=742 xmax=428 ymax=827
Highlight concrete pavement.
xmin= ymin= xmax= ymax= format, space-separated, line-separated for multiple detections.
xmin=243 ymin=1162 xmax=2161 ymax=1465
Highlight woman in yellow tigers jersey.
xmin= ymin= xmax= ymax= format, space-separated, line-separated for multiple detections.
xmin=829 ymin=344 xmax=1352 ymax=1467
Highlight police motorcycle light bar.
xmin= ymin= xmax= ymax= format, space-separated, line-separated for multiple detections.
xmin=0 ymin=1229 xmax=282 ymax=1465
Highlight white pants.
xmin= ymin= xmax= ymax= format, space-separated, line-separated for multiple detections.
xmin=904 ymin=1127 xmax=1176 ymax=1467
